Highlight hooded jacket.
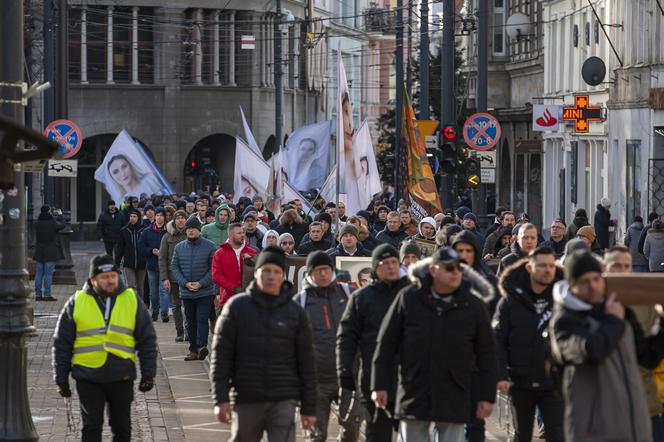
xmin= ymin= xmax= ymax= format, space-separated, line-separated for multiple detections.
xmin=294 ymin=277 xmax=353 ymax=385
xmin=210 ymin=280 xmax=317 ymax=416
xmin=566 ymin=212 xmax=589 ymax=241
xmin=550 ymin=281 xmax=664 ymax=442
xmin=337 ymin=276 xmax=411 ymax=400
xmin=371 ymin=258 xmax=497 ymax=422
xmin=212 ymin=241 xmax=257 ymax=306
xmin=493 ymin=259 xmax=564 ymax=389
xmin=138 ymin=222 xmax=167 ymax=272
xmin=644 ymin=228 xmax=664 ymax=272
xmin=158 ymin=220 xmax=187 ymax=282
xmin=451 ymin=230 xmax=499 ymax=313
xmin=497 ymin=242 xmax=525 ymax=275
xmin=411 ymin=216 xmax=437 ymax=241
xmin=594 ymin=205 xmax=613 ymax=249
xmin=170 ymin=236 xmax=216 ymax=299
xmin=625 ymin=221 xmax=649 ymax=268
xmin=261 ymin=230 xmax=280 ymax=249
xmin=114 ymin=221 xmax=146 ymax=269
xmin=52 ymin=280 xmax=157 ymax=386
xmin=201 ymin=205 xmax=233 ymax=247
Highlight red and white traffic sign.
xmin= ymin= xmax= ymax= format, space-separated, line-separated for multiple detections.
xmin=44 ymin=119 xmax=83 ymax=159
xmin=241 ymin=35 xmax=256 ymax=50
xmin=462 ymin=112 xmax=501 ymax=151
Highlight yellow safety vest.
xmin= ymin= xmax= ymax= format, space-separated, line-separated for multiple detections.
xmin=72 ymin=288 xmax=138 ymax=368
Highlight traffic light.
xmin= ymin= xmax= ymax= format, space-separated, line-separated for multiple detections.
xmin=382 ymin=152 xmax=395 ymax=183
xmin=439 ymin=124 xmax=458 ymax=173
xmin=465 ymin=157 xmax=481 ymax=187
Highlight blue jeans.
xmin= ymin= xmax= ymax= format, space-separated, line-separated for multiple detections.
xmin=147 ymin=269 xmax=169 ymax=319
xmin=653 ymin=414 xmax=664 ymax=442
xmin=183 ymin=296 xmax=214 ymax=352
xmin=35 ymin=261 xmax=56 ymax=297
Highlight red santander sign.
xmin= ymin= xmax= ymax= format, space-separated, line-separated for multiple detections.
xmin=532 ymin=105 xmax=562 ymax=132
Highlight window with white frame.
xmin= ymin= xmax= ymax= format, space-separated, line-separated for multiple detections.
xmin=493 ymin=0 xmax=506 ymax=55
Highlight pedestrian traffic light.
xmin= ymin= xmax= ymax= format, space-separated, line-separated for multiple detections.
xmin=439 ymin=124 xmax=458 ymax=174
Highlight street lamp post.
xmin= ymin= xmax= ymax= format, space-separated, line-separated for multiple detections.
xmin=0 ymin=2 xmax=58 ymax=440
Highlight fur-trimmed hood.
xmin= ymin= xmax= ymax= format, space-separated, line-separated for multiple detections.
xmin=407 ymin=257 xmax=495 ymax=303
xmin=498 ymin=257 xmax=564 ymax=299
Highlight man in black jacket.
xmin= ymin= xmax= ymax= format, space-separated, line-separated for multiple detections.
xmin=493 ymin=246 xmax=565 ymax=442
xmin=96 ymin=200 xmax=125 ymax=258
xmin=371 ymin=247 xmax=496 ymax=441
xmin=53 ymin=255 xmax=157 ymax=441
xmin=294 ymin=252 xmax=361 ymax=441
xmin=210 ymin=246 xmax=317 ymax=440
xmin=337 ymin=244 xmax=409 ymax=441
xmin=115 ymin=209 xmax=146 ymax=303
xmin=542 ymin=218 xmax=568 ymax=258
xmin=497 ymin=223 xmax=538 ymax=275
xmin=327 ymin=225 xmax=371 ymax=258
xmin=297 ymin=221 xmax=332 ymax=255
xmin=375 ymin=211 xmax=409 ymax=249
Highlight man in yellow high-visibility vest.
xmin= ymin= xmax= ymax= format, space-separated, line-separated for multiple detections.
xmin=53 ymin=254 xmax=157 ymax=442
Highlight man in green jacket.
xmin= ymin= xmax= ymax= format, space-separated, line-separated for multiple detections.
xmin=201 ymin=204 xmax=234 ymax=247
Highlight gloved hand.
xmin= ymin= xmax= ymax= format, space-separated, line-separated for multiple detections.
xmin=138 ymin=379 xmax=154 ymax=393
xmin=58 ymin=384 xmax=72 ymax=398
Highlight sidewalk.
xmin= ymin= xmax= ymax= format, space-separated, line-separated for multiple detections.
xmin=27 ymin=241 xmax=184 ymax=441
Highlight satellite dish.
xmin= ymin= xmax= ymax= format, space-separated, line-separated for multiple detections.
xmin=505 ymin=13 xmax=532 ymax=40
xmin=582 ymin=57 xmax=606 ymax=86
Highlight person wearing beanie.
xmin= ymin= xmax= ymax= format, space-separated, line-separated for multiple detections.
xmin=576 ymin=225 xmax=596 ymax=247
xmin=33 ymin=204 xmax=65 ymax=301
xmin=550 ymin=250 xmax=664 ymax=442
xmin=376 ymin=211 xmax=409 ymax=250
xmin=159 ymin=209 xmax=189 ymax=341
xmin=171 ymin=217 xmax=216 ymax=361
xmin=327 ymin=224 xmax=371 ymax=258
xmin=53 ymin=254 xmax=157 ymax=441
xmin=462 ymin=212 xmax=487 ymax=252
xmin=338 ymin=243 xmax=409 ymax=439
xmin=371 ymin=245 xmax=497 ymax=439
xmin=139 ymin=206 xmax=169 ymax=319
xmin=311 ymin=211 xmax=334 ymax=243
xmin=115 ymin=208 xmax=147 ymax=304
xmin=625 ymin=215 xmax=649 ymax=272
xmin=400 ymin=240 xmax=422 ymax=268
xmin=419 ymin=216 xmax=439 ymax=240
xmin=204 ymin=207 xmax=216 ymax=225
xmin=297 ymin=221 xmax=333 ymax=256
xmin=141 ymin=204 xmax=156 ymax=229
xmin=96 ymin=199 xmax=126 ymax=259
xmin=210 ymin=245 xmax=317 ymax=437
xmin=294 ymin=251 xmax=361 ymax=440
xmin=241 ymin=212 xmax=264 ymax=251
xmin=277 ymin=233 xmax=297 ymax=255
xmin=494 ymin=246 xmax=565 ymax=442
xmin=644 ymin=219 xmax=664 ymax=272
xmin=565 ymin=208 xmax=589 ymax=241
xmin=372 ymin=205 xmax=390 ymax=235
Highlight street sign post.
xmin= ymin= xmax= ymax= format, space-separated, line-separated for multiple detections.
xmin=43 ymin=119 xmax=83 ymax=158
xmin=478 ymin=150 xmax=496 ymax=168
xmin=425 ymin=135 xmax=437 ymax=148
xmin=463 ymin=112 xmax=501 ymax=150
xmin=481 ymin=168 xmax=496 ymax=183
xmin=47 ymin=159 xmax=78 ymax=177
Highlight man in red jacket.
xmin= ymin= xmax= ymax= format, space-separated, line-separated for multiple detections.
xmin=212 ymin=223 xmax=257 ymax=307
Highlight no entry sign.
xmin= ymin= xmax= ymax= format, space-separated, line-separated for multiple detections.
xmin=44 ymin=119 xmax=83 ymax=159
xmin=462 ymin=113 xmax=501 ymax=151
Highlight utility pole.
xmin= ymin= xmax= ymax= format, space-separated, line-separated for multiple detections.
xmin=55 ymin=0 xmax=69 ymax=210
xmin=440 ymin=0 xmax=456 ymax=209
xmin=395 ymin=0 xmax=404 ymax=202
xmin=419 ymin=0 xmax=430 ymax=120
xmin=43 ymin=0 xmax=55 ymax=205
xmin=274 ymin=0 xmax=283 ymax=152
xmin=0 ymin=1 xmax=40 ymax=440
xmin=406 ymin=0 xmax=413 ymax=94
xmin=473 ymin=0 xmax=489 ymax=218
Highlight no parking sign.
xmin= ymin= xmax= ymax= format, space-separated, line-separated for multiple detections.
xmin=462 ymin=113 xmax=501 ymax=151
xmin=44 ymin=119 xmax=83 ymax=159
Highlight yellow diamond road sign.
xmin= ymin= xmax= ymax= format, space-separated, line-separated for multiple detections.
xmin=468 ymin=175 xmax=479 ymax=186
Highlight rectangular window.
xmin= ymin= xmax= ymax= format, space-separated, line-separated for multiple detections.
xmin=113 ymin=6 xmax=131 ymax=83
xmin=86 ymin=7 xmax=107 ymax=82
xmin=68 ymin=8 xmax=81 ymax=81
xmin=137 ymin=8 xmax=154 ymax=84
xmin=626 ymin=141 xmax=642 ymax=224
xmin=493 ymin=0 xmax=505 ymax=55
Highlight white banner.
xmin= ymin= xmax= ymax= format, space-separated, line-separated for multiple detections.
xmin=336 ymin=44 xmax=350 ymax=196
xmin=532 ymin=104 xmax=562 ymax=132
xmin=284 ymin=120 xmax=332 ymax=191
xmin=94 ymin=129 xmax=174 ymax=202
xmin=348 ymin=120 xmax=382 ymax=213
xmin=240 ymin=106 xmax=263 ymax=156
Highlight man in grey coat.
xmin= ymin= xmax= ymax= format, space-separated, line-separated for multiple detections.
xmin=171 ymin=217 xmax=216 ymax=361
xmin=550 ymin=251 xmax=664 ymax=441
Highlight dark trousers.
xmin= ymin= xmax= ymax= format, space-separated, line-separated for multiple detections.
xmin=75 ymin=379 xmax=133 ymax=442
xmin=104 ymin=241 xmax=116 ymax=259
xmin=183 ymin=295 xmax=214 ymax=352
xmin=169 ymin=282 xmax=185 ymax=336
xmin=510 ymin=388 xmax=564 ymax=442
xmin=363 ymin=399 xmax=397 ymax=442
xmin=466 ymin=371 xmax=485 ymax=442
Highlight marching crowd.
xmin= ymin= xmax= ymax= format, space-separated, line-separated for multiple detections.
xmin=42 ymin=190 xmax=664 ymax=441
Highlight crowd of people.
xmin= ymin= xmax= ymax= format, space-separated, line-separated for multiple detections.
xmin=47 ymin=189 xmax=664 ymax=441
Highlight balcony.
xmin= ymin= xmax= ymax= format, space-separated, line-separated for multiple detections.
xmin=363 ymin=4 xmax=395 ymax=33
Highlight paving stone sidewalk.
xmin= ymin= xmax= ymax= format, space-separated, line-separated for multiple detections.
xmin=27 ymin=241 xmax=184 ymax=441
